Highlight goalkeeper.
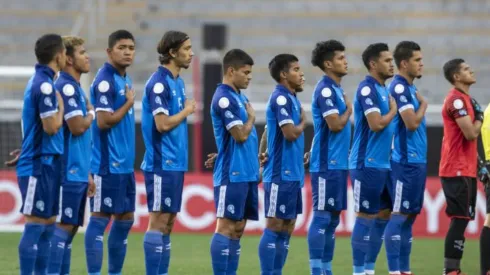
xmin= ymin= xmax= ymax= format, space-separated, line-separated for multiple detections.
xmin=479 ymin=105 xmax=490 ymax=275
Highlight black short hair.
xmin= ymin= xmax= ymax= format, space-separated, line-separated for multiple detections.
xmin=223 ymin=49 xmax=254 ymax=73
xmin=311 ymin=40 xmax=345 ymax=70
xmin=108 ymin=30 xmax=135 ymax=48
xmin=269 ymin=54 xmax=299 ymax=83
xmin=34 ymin=34 xmax=64 ymax=64
xmin=443 ymin=58 xmax=465 ymax=84
xmin=362 ymin=43 xmax=390 ymax=70
xmin=393 ymin=41 xmax=421 ymax=68
xmin=157 ymin=30 xmax=190 ymax=64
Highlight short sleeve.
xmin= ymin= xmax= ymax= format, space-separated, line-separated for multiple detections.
xmin=215 ymin=95 xmax=243 ymax=130
xmin=273 ymin=95 xmax=294 ymax=126
xmin=94 ymin=79 xmax=115 ymax=113
xmin=37 ymin=82 xmax=58 ymax=119
xmin=391 ymin=83 xmax=414 ymax=113
xmin=60 ymin=83 xmax=83 ymax=121
xmin=316 ymin=87 xmax=339 ymax=118
xmin=358 ymin=85 xmax=381 ymax=116
xmin=447 ymin=96 xmax=469 ymax=119
xmin=149 ymin=82 xmax=170 ymax=116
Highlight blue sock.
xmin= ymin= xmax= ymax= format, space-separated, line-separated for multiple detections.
xmin=19 ymin=223 xmax=45 ymax=275
xmin=108 ymin=219 xmax=133 ymax=275
xmin=308 ymin=211 xmax=331 ymax=275
xmin=351 ymin=216 xmax=373 ymax=274
xmin=158 ymin=234 xmax=171 ymax=275
xmin=384 ymin=214 xmax=407 ymax=273
xmin=144 ymin=231 xmax=163 ymax=275
xmin=84 ymin=216 xmax=110 ymax=274
xmin=274 ymin=231 xmax=291 ymax=275
xmin=60 ymin=234 xmax=74 ymax=275
xmin=210 ymin=233 xmax=230 ymax=275
xmin=227 ymin=238 xmax=240 ymax=275
xmin=400 ymin=217 xmax=415 ymax=273
xmin=365 ymin=218 xmax=388 ymax=272
xmin=47 ymin=226 xmax=71 ymax=274
xmin=35 ymin=223 xmax=54 ymax=275
xmin=323 ymin=214 xmax=340 ymax=275
xmin=258 ymin=229 xmax=278 ymax=275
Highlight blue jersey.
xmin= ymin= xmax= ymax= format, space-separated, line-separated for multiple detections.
xmin=310 ymin=75 xmax=351 ymax=172
xmin=263 ymin=85 xmax=305 ymax=185
xmin=210 ymin=84 xmax=259 ymax=186
xmin=141 ymin=66 xmax=188 ymax=172
xmin=55 ymin=71 xmax=92 ymax=182
xmin=17 ymin=64 xmax=63 ymax=177
xmin=349 ymin=75 xmax=395 ymax=170
xmin=389 ymin=75 xmax=427 ymax=164
xmin=90 ymin=62 xmax=135 ymax=175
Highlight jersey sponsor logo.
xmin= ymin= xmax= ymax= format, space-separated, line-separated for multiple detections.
xmin=280 ymin=108 xmax=289 ymax=116
xmin=326 ymin=99 xmax=334 ymax=106
xmin=276 ymin=95 xmax=287 ymax=106
xmin=44 ymin=97 xmax=53 ymax=107
xmin=400 ymin=95 xmax=408 ymax=103
xmin=224 ymin=110 xmax=234 ymax=119
xmin=100 ymin=95 xmax=108 ymax=105
xmin=453 ymin=99 xmax=464 ymax=109
xmin=361 ymin=86 xmax=371 ymax=96
xmin=394 ymin=84 xmax=405 ymax=94
xmin=321 ymin=88 xmax=332 ymax=97
xmin=40 ymin=82 xmax=53 ymax=95
xmin=153 ymin=82 xmax=164 ymax=94
xmin=365 ymin=98 xmax=373 ymax=106
xmin=218 ymin=97 xmax=230 ymax=109
xmin=62 ymin=84 xmax=75 ymax=96
xmin=68 ymin=98 xmax=77 ymax=107
xmin=98 ymin=81 xmax=110 ymax=93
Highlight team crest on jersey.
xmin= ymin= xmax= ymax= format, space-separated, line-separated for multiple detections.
xmin=119 ymin=89 xmax=125 ymax=96
xmin=155 ymin=96 xmax=162 ymax=105
xmin=225 ymin=110 xmax=234 ymax=119
xmin=321 ymin=88 xmax=332 ymax=98
xmin=280 ymin=108 xmax=289 ymax=116
xmin=362 ymin=200 xmax=370 ymax=209
xmin=227 ymin=204 xmax=235 ymax=214
xmin=365 ymin=98 xmax=373 ymax=106
xmin=279 ymin=205 xmax=286 ymax=213
xmin=44 ymin=97 xmax=53 ymax=107
xmin=172 ymin=90 xmax=176 ymax=96
xmin=403 ymin=201 xmax=410 ymax=209
xmin=104 ymin=197 xmax=112 ymax=207
xmin=326 ymin=99 xmax=334 ymax=106
xmin=40 ymin=82 xmax=53 ymax=95
xmin=100 ymin=95 xmax=108 ymax=105
xmin=68 ymin=98 xmax=78 ymax=107
xmin=328 ymin=198 xmax=335 ymax=206
xmin=64 ymin=207 xmax=73 ymax=218
xmin=382 ymin=96 xmax=387 ymax=101
xmin=36 ymin=200 xmax=45 ymax=211
xmin=400 ymin=95 xmax=408 ymax=103
xmin=165 ymin=197 xmax=171 ymax=207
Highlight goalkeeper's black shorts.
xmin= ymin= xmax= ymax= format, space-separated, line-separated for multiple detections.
xmin=441 ymin=176 xmax=477 ymax=220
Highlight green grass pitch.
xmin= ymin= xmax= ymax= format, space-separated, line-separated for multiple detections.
xmin=0 ymin=233 xmax=479 ymax=274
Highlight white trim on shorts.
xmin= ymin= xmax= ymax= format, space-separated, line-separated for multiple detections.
xmin=353 ymin=179 xmax=361 ymax=212
xmin=216 ymin=185 xmax=227 ymax=218
xmin=318 ymin=176 xmax=326 ymax=210
xmin=56 ymin=186 xmax=63 ymax=222
xmin=93 ymin=175 xmax=102 ymax=212
xmin=393 ymin=180 xmax=404 ymax=212
xmin=267 ymin=183 xmax=279 ymax=217
xmin=23 ymin=176 xmax=37 ymax=215
xmin=153 ymin=174 xmax=162 ymax=211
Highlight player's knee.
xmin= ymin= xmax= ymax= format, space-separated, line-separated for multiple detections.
xmin=356 ymin=212 xmax=376 ymax=219
xmin=114 ymin=211 xmax=134 ymax=221
xmin=91 ymin=211 xmax=111 ymax=219
xmin=24 ymin=214 xmax=53 ymax=225
xmin=450 ymin=217 xmax=470 ymax=235
xmin=163 ymin=214 xmax=177 ymax=235
xmin=265 ymin=217 xmax=284 ymax=232
xmin=232 ymin=220 xmax=247 ymax=239
xmin=57 ymin=222 xmax=76 ymax=233
xmin=328 ymin=214 xmax=340 ymax=230
xmin=215 ymin=218 xmax=235 ymax=237
xmin=377 ymin=208 xmax=391 ymax=220
xmin=285 ymin=219 xmax=296 ymax=235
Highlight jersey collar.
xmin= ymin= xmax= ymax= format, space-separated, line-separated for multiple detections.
xmin=35 ymin=64 xmax=56 ymax=80
xmin=219 ymin=83 xmax=240 ymax=94
xmin=59 ymin=71 xmax=79 ymax=85
xmin=158 ymin=66 xmax=179 ymax=80
xmin=275 ymin=84 xmax=296 ymax=96
xmin=322 ymin=74 xmax=340 ymax=88
xmin=365 ymin=75 xmax=385 ymax=87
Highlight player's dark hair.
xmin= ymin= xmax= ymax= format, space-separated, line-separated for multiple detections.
xmin=443 ymin=58 xmax=465 ymax=84
xmin=393 ymin=41 xmax=421 ymax=68
xmin=223 ymin=49 xmax=254 ymax=73
xmin=362 ymin=43 xmax=390 ymax=70
xmin=108 ymin=30 xmax=135 ymax=49
xmin=34 ymin=34 xmax=64 ymax=65
xmin=157 ymin=31 xmax=190 ymax=65
xmin=311 ymin=40 xmax=345 ymax=70
xmin=269 ymin=54 xmax=299 ymax=83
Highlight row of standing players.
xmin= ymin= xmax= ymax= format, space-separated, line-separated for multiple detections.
xmin=10 ymin=28 xmax=489 ymax=275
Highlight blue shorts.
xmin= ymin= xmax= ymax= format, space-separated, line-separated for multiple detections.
xmin=311 ymin=170 xmax=348 ymax=212
xmin=18 ymin=156 xmax=62 ymax=219
xmin=57 ymin=181 xmax=88 ymax=226
xmin=214 ymin=182 xmax=259 ymax=221
xmin=389 ymin=161 xmax=427 ymax=214
xmin=264 ymin=181 xmax=303 ymax=220
xmin=144 ymin=170 xmax=184 ymax=213
xmin=350 ymin=168 xmax=391 ymax=214
xmin=90 ymin=172 xmax=135 ymax=214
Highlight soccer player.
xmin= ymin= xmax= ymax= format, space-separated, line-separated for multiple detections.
xmin=47 ymin=35 xmax=96 ymax=274
xmin=140 ymin=30 xmax=196 ymax=275
xmin=349 ymin=43 xmax=396 ymax=275
xmin=209 ymin=49 xmax=257 ymax=275
xmin=479 ymin=109 xmax=490 ymax=275
xmin=384 ymin=41 xmax=427 ymax=275
xmin=85 ymin=30 xmax=136 ymax=275
xmin=306 ymin=40 xmax=351 ymax=275
xmin=439 ymin=59 xmax=481 ymax=275
xmin=16 ymin=34 xmax=66 ymax=275
xmin=259 ymin=54 xmax=305 ymax=275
